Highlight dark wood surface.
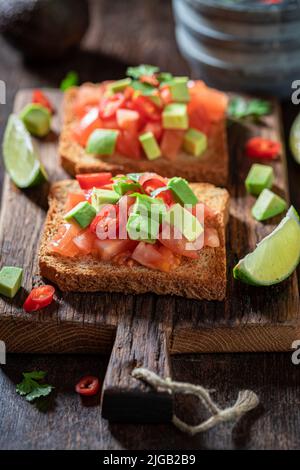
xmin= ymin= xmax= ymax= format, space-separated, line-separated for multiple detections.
xmin=0 ymin=0 xmax=300 ymax=450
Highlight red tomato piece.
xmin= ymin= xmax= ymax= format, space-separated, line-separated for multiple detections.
xmin=116 ymin=130 xmax=141 ymax=160
xmin=65 ymin=192 xmax=87 ymax=212
xmin=159 ymin=223 xmax=203 ymax=259
xmin=139 ymin=172 xmax=167 ymax=187
xmin=152 ymin=186 xmax=175 ymax=205
xmin=160 ymin=86 xmax=173 ymax=105
xmin=101 ymin=118 xmax=119 ymax=129
xmin=99 ymin=93 xmax=126 ymax=120
xmin=32 ymin=89 xmax=54 ymax=113
xmin=160 ymin=130 xmax=184 ymax=160
xmin=131 ymin=95 xmax=161 ymax=122
xmin=204 ymin=227 xmax=220 ymax=248
xmin=73 ymin=230 xmax=96 ymax=255
xmin=131 ymin=242 xmax=177 ymax=272
xmin=72 ymin=107 xmax=103 ymax=147
xmin=76 ymin=172 xmax=112 ymax=190
xmin=73 ymin=85 xmax=104 ymax=118
xmin=245 ymin=137 xmax=281 ymax=160
xmin=90 ymin=204 xmax=119 ymax=240
xmin=116 ymin=109 xmax=140 ymax=133
xmin=23 ymin=285 xmax=55 ymax=312
xmin=49 ymin=223 xmax=82 ymax=257
xmin=188 ymin=101 xmax=211 ymax=135
xmin=188 ymin=80 xmax=228 ymax=123
xmin=75 ymin=376 xmax=100 ymax=396
xmin=141 ymin=121 xmax=163 ymax=141
xmin=94 ymin=239 xmax=137 ymax=261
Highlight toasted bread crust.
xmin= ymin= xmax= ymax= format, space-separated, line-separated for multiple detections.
xmin=59 ymin=84 xmax=229 ymax=185
xmin=39 ymin=180 xmax=229 ymax=300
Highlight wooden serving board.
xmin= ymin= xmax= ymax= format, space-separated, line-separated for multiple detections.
xmin=0 ymin=90 xmax=299 ymax=423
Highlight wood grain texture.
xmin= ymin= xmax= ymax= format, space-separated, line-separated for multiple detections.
xmin=0 ymin=89 xmax=299 ymax=358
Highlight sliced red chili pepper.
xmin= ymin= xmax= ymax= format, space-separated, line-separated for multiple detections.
xmin=75 ymin=376 xmax=100 ymax=396
xmin=32 ymin=89 xmax=54 ymax=113
xmin=76 ymin=172 xmax=112 ymax=190
xmin=99 ymin=93 xmax=126 ymax=120
xmin=245 ymin=136 xmax=281 ymax=160
xmin=140 ymin=75 xmax=160 ymax=87
xmin=89 ymin=204 xmax=119 ymax=239
xmin=23 ymin=285 xmax=55 ymax=312
xmin=131 ymin=95 xmax=161 ymax=122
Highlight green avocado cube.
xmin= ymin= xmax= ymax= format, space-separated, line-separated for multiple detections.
xmin=164 ymin=204 xmax=203 ymax=242
xmin=252 ymin=189 xmax=287 ymax=221
xmin=167 ymin=177 xmax=198 ymax=206
xmin=0 ymin=266 xmax=23 ymax=298
xmin=131 ymin=193 xmax=166 ymax=222
xmin=65 ymin=201 xmax=96 ymax=228
xmin=127 ymin=213 xmax=159 ymax=243
xmin=183 ymin=128 xmax=207 ymax=157
xmin=162 ymin=103 xmax=188 ymax=130
xmin=91 ymin=188 xmax=120 ymax=212
xmin=245 ymin=164 xmax=274 ymax=196
xmin=168 ymin=77 xmax=190 ymax=102
xmin=109 ymin=78 xmax=132 ymax=93
xmin=20 ymin=104 xmax=51 ymax=138
xmin=86 ymin=129 xmax=119 ymax=155
xmin=139 ymin=132 xmax=161 ymax=160
xmin=113 ymin=180 xmax=141 ymax=195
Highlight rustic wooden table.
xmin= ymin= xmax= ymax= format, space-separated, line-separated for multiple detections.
xmin=0 ymin=0 xmax=300 ymax=450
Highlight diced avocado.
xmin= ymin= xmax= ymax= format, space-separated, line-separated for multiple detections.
xmin=252 ymin=189 xmax=287 ymax=221
xmin=20 ymin=104 xmax=51 ymax=138
xmin=64 ymin=201 xmax=96 ymax=228
xmin=113 ymin=179 xmax=141 ymax=195
xmin=109 ymin=78 xmax=132 ymax=93
xmin=86 ymin=129 xmax=119 ymax=155
xmin=183 ymin=128 xmax=207 ymax=157
xmin=0 ymin=266 xmax=23 ymax=298
xmin=167 ymin=177 xmax=198 ymax=206
xmin=162 ymin=103 xmax=188 ymax=130
xmin=139 ymin=132 xmax=161 ymax=160
xmin=126 ymin=213 xmax=159 ymax=243
xmin=168 ymin=77 xmax=190 ymax=102
xmin=131 ymin=193 xmax=166 ymax=222
xmin=148 ymin=92 xmax=163 ymax=108
xmin=245 ymin=164 xmax=274 ymax=196
xmin=164 ymin=203 xmax=203 ymax=242
xmin=91 ymin=188 xmax=120 ymax=212
xmin=126 ymin=173 xmax=142 ymax=182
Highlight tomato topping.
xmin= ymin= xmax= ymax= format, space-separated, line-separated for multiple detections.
xmin=49 ymin=223 xmax=82 ymax=257
xmin=32 ymin=89 xmax=54 ymax=113
xmin=159 ymin=223 xmax=203 ymax=259
xmin=65 ymin=192 xmax=87 ymax=212
xmin=204 ymin=227 xmax=220 ymax=248
xmin=116 ymin=130 xmax=141 ymax=160
xmin=131 ymin=242 xmax=178 ymax=272
xmin=188 ymin=101 xmax=211 ymax=135
xmin=116 ymin=109 xmax=140 ymax=133
xmin=75 ymin=376 xmax=100 ymax=396
xmin=245 ymin=136 xmax=280 ymax=160
xmin=73 ymin=230 xmax=96 ymax=254
xmin=99 ymin=93 xmax=126 ymax=120
xmin=72 ymin=107 xmax=103 ymax=147
xmin=141 ymin=121 xmax=163 ymax=141
xmin=76 ymin=172 xmax=112 ymax=190
xmin=73 ymin=85 xmax=104 ymax=118
xmin=139 ymin=172 xmax=167 ymax=187
xmin=23 ymin=285 xmax=55 ymax=312
xmin=152 ymin=186 xmax=175 ymax=205
xmin=140 ymin=74 xmax=160 ymax=87
xmin=94 ymin=239 xmax=137 ymax=261
xmin=131 ymin=95 xmax=161 ymax=122
xmin=90 ymin=204 xmax=119 ymax=239
xmin=160 ymin=130 xmax=184 ymax=160
xmin=188 ymin=80 xmax=228 ymax=122
xmin=160 ymin=86 xmax=173 ymax=105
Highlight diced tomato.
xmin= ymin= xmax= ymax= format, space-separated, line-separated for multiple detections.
xmin=101 ymin=118 xmax=119 ymax=129
xmin=131 ymin=95 xmax=161 ymax=122
xmin=116 ymin=130 xmax=141 ymax=160
xmin=188 ymin=101 xmax=211 ymax=135
xmin=49 ymin=223 xmax=82 ymax=257
xmin=188 ymin=80 xmax=228 ymax=123
xmin=76 ymin=172 xmax=112 ymax=190
xmin=245 ymin=136 xmax=280 ymax=160
xmin=99 ymin=93 xmax=126 ymax=120
xmin=204 ymin=227 xmax=220 ymax=248
xmin=75 ymin=376 xmax=100 ymax=396
xmin=90 ymin=204 xmax=119 ymax=240
xmin=152 ymin=186 xmax=175 ymax=205
xmin=141 ymin=121 xmax=163 ymax=141
xmin=73 ymin=85 xmax=104 ymax=118
xmin=116 ymin=109 xmax=140 ymax=133
xmin=65 ymin=192 xmax=87 ymax=212
xmin=73 ymin=230 xmax=96 ymax=254
xmin=23 ymin=285 xmax=55 ymax=312
xmin=32 ymin=89 xmax=54 ymax=113
xmin=72 ymin=107 xmax=103 ymax=147
xmin=159 ymin=223 xmax=203 ymax=259
xmin=94 ymin=238 xmax=137 ymax=261
xmin=131 ymin=241 xmax=177 ymax=272
xmin=160 ymin=130 xmax=184 ymax=160
xmin=124 ymin=86 xmax=134 ymax=101
xmin=160 ymin=86 xmax=172 ymax=105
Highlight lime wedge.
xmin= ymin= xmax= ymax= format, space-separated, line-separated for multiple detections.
xmin=233 ymin=207 xmax=300 ymax=286
xmin=289 ymin=111 xmax=300 ymax=164
xmin=2 ymin=114 xmax=48 ymax=188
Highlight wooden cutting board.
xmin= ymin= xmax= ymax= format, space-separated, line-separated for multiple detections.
xmin=0 ymin=90 xmax=299 ymax=423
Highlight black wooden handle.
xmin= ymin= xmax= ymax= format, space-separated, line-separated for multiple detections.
xmin=101 ymin=299 xmax=173 ymax=423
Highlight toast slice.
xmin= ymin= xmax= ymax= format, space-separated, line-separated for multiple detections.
xmin=39 ymin=180 xmax=229 ymax=300
xmin=59 ymin=84 xmax=229 ymax=186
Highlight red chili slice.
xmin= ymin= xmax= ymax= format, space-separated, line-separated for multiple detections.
xmin=23 ymin=285 xmax=55 ymax=312
xmin=75 ymin=376 xmax=100 ymax=396
xmin=76 ymin=172 xmax=112 ymax=190
xmin=32 ymin=89 xmax=54 ymax=113
xmin=245 ymin=137 xmax=281 ymax=160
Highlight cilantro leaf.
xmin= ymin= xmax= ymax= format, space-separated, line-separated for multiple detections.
xmin=130 ymin=80 xmax=156 ymax=96
xmin=126 ymin=64 xmax=159 ymax=79
xmin=157 ymin=72 xmax=173 ymax=86
xmin=60 ymin=71 xmax=79 ymax=91
xmin=16 ymin=371 xmax=54 ymax=404
xmin=228 ymin=97 xmax=271 ymax=119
